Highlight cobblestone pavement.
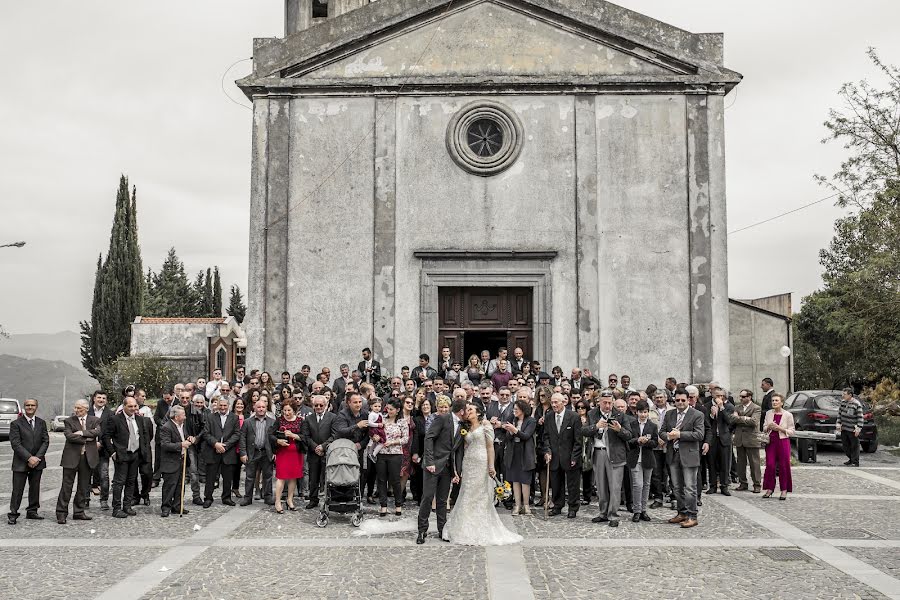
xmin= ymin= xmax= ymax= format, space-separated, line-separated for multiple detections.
xmin=2 ymin=435 xmax=900 ymax=599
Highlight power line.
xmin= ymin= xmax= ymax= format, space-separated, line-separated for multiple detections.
xmin=727 ymin=193 xmax=840 ymax=235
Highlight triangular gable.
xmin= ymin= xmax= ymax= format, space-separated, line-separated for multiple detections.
xmin=293 ymin=2 xmax=672 ymax=80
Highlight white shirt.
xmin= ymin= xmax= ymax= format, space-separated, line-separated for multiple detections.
xmin=175 ymin=422 xmax=185 ymax=441
xmin=452 ymin=413 xmax=461 ymax=437
xmin=594 ymin=413 xmax=610 ymax=449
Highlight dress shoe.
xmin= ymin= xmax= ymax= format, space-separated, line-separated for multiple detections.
xmin=73 ymin=514 xmax=92 ymax=521
xmin=680 ymin=518 xmax=698 ymax=528
xmin=112 ymin=510 xmax=127 ymax=519
xmin=202 ymin=499 xmax=213 ymax=509
xmin=7 ymin=516 xmax=17 ymax=525
xmin=26 ymin=513 xmax=44 ymax=520
xmin=240 ymin=498 xmax=253 ymax=507
xmin=160 ymin=509 xmax=170 ymax=518
xmin=752 ymin=486 xmax=761 ymax=494
xmin=704 ymin=487 xmax=715 ymax=495
xmin=125 ymin=508 xmax=137 ymax=516
xmin=57 ymin=516 xmax=67 ymax=524
xmin=142 ymin=498 xmax=150 ymax=506
xmin=548 ymin=508 xmax=562 ymax=517
xmin=608 ymin=520 xmax=619 ymax=528
xmin=100 ymin=500 xmax=110 ymax=511
xmin=843 ymin=460 xmax=852 ymax=466
xmin=305 ymin=501 xmax=319 ymax=510
xmin=720 ymin=488 xmax=732 ymax=496
xmin=697 ymin=499 xmax=703 ymax=507
xmin=180 ymin=509 xmax=190 ymax=515
xmin=232 ymin=490 xmax=242 ymax=499
xmin=416 ymin=532 xmax=426 ymax=545
xmin=735 ymin=483 xmax=748 ymax=491
xmin=640 ymin=512 xmax=652 ymax=522
xmin=632 ymin=513 xmax=641 ymax=523
xmin=649 ymin=500 xmax=663 ymax=509
xmin=193 ymin=497 xmax=205 ymax=506
xmin=850 ymin=463 xmax=860 ymax=467
xmin=591 ymin=515 xmax=609 ymax=523
xmin=580 ymin=499 xmax=589 ymax=505
xmin=222 ymin=498 xmax=236 ymax=507
xmin=264 ymin=498 xmax=276 ymax=505
xmin=566 ymin=510 xmax=577 ymax=519
xmin=668 ymin=514 xmax=687 ymax=524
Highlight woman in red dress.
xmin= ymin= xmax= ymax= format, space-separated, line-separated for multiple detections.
xmin=272 ymin=401 xmax=305 ymax=513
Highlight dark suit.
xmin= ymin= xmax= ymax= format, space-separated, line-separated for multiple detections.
xmin=332 ymin=377 xmax=350 ymax=404
xmin=659 ymin=407 xmax=705 ymax=519
xmin=581 ymin=407 xmax=633 ymax=521
xmin=104 ymin=412 xmax=145 ymax=511
xmin=358 ymin=360 xmax=382 ymax=384
xmin=485 ymin=400 xmax=515 ymax=478
xmin=759 ymin=390 xmax=774 ymax=430
xmin=158 ymin=420 xmax=190 ymax=512
xmin=201 ymin=411 xmax=241 ymax=502
xmin=417 ymin=413 xmax=465 ymax=535
xmin=87 ymin=405 xmax=113 ymax=503
xmin=707 ymin=400 xmax=735 ymax=491
xmin=542 ymin=409 xmax=583 ymax=513
xmin=57 ymin=415 xmax=101 ymax=518
xmin=240 ymin=415 xmax=276 ymax=503
xmin=133 ymin=415 xmax=154 ymax=503
xmin=152 ymin=398 xmax=172 ymax=482
xmin=300 ymin=411 xmax=334 ymax=504
xmin=8 ymin=415 xmax=49 ymax=519
xmin=626 ymin=418 xmax=659 ymax=514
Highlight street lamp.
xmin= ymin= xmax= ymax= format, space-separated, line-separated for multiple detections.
xmin=0 ymin=241 xmax=25 ymax=248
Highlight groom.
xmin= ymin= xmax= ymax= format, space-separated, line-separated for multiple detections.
xmin=417 ymin=397 xmax=468 ymax=544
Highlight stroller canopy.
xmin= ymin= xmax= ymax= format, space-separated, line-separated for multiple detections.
xmin=326 ymin=438 xmax=361 ymax=486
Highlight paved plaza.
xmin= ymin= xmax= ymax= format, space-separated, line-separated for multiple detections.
xmin=3 ymin=434 xmax=900 ymax=600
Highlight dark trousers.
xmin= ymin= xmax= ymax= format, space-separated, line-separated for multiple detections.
xmin=204 ymin=457 xmax=233 ymax=501
xmin=133 ymin=460 xmax=152 ymax=502
xmin=153 ymin=438 xmax=163 ymax=482
xmin=161 ymin=466 xmax=186 ymax=512
xmin=376 ymin=454 xmax=404 ymax=508
xmin=243 ymin=453 xmax=274 ymax=503
xmin=730 ymin=448 xmax=739 ymax=481
xmin=494 ymin=441 xmax=506 ymax=479
xmin=549 ymin=466 xmax=580 ymax=511
xmin=841 ymin=430 xmax=860 ymax=465
xmin=418 ymin=467 xmax=453 ymax=534
xmin=58 ymin=456 xmax=93 ymax=517
xmin=709 ymin=441 xmax=732 ymax=489
xmin=306 ymin=452 xmax=324 ymax=503
xmin=363 ymin=459 xmax=377 ymax=498
xmin=88 ymin=454 xmax=110 ymax=501
xmin=622 ymin=466 xmax=632 ymax=507
xmin=230 ymin=462 xmax=242 ymax=492
xmin=111 ymin=455 xmax=139 ymax=510
xmin=9 ymin=469 xmax=43 ymax=517
xmin=581 ymin=469 xmax=593 ymax=501
xmin=651 ymin=450 xmax=669 ymax=500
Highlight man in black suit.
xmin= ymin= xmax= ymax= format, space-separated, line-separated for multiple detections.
xmin=104 ymin=397 xmax=145 ymax=518
xmin=152 ymin=388 xmax=174 ymax=487
xmin=542 ymin=392 xmax=584 ymax=519
xmin=509 ymin=347 xmax=527 ymax=374
xmin=410 ymin=353 xmax=437 ymax=387
xmin=301 ymin=394 xmax=335 ymax=509
xmin=626 ymin=400 xmax=659 ymax=522
xmin=582 ymin=391 xmax=633 ymax=525
xmin=358 ymin=347 xmax=382 ymax=384
xmin=486 ymin=386 xmax=515 ymax=480
xmin=707 ymin=388 xmax=735 ymax=495
xmin=330 ymin=391 xmax=370 ymax=490
xmin=8 ymin=398 xmax=49 ymax=524
xmin=239 ymin=398 xmax=276 ymax=506
xmin=57 ymin=399 xmax=102 ymax=524
xmin=332 ymin=364 xmax=352 ymax=405
xmin=200 ymin=396 xmax=241 ymax=507
xmin=659 ymin=388 xmax=706 ymax=528
xmin=417 ymin=397 xmax=468 ymax=544
xmin=86 ymin=390 xmax=113 ymax=510
xmin=187 ymin=393 xmax=209 ymax=504
xmin=132 ymin=408 xmax=154 ymax=507
xmin=759 ymin=377 xmax=774 ymax=430
xmin=158 ymin=404 xmax=195 ymax=517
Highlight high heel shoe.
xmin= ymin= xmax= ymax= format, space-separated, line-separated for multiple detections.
xmin=779 ymin=493 xmax=787 ymax=501
xmin=394 ymin=509 xmax=402 ymax=517
xmin=762 ymin=491 xmax=773 ymax=499
xmin=275 ymin=505 xmax=284 ymax=514
xmin=379 ymin=508 xmax=387 ymax=517
xmin=287 ymin=503 xmax=297 ymax=511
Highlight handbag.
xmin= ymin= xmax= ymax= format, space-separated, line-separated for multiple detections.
xmin=756 ymin=430 xmax=769 ymax=447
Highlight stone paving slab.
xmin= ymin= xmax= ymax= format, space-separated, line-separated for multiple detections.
xmin=0 ymin=546 xmax=168 ymax=600
xmin=863 ymin=469 xmax=900 ymax=483
xmin=525 ymin=546 xmax=887 ymax=600
xmin=775 ymin=467 xmax=900 ymax=496
xmin=740 ymin=496 xmax=900 ymax=540
xmin=846 ymin=547 xmax=900 ymax=580
xmin=140 ymin=546 xmax=489 ymax=600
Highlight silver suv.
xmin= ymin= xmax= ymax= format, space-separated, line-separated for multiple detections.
xmin=0 ymin=398 xmax=22 ymax=440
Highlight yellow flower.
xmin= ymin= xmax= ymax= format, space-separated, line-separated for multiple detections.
xmin=460 ymin=428 xmax=468 ymax=436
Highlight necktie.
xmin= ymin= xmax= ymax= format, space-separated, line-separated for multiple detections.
xmin=674 ymin=411 xmax=685 ymax=449
xmin=79 ymin=416 xmax=85 ymax=429
xmin=556 ymin=412 xmax=563 ymax=430
xmin=29 ymin=418 xmax=34 ymax=429
xmin=127 ymin=417 xmax=139 ymax=452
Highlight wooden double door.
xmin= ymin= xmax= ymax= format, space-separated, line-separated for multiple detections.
xmin=438 ymin=287 xmax=533 ymax=363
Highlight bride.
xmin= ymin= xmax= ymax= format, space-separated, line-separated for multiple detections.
xmin=442 ymin=403 xmax=523 ymax=545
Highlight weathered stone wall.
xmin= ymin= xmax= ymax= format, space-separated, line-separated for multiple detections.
xmin=729 ymin=302 xmax=791 ymax=397
xmin=130 ymin=323 xmax=215 ymax=357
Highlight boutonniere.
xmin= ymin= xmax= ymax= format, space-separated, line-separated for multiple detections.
xmin=459 ymin=428 xmax=468 ymax=437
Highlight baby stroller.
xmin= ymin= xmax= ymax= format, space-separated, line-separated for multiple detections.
xmin=316 ymin=438 xmax=364 ymax=527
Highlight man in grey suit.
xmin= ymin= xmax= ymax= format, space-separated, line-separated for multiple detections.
xmin=301 ymin=394 xmax=335 ymax=509
xmin=239 ymin=399 xmax=276 ymax=506
xmin=731 ymin=389 xmax=762 ymax=493
xmin=201 ymin=396 xmax=241 ymax=508
xmin=8 ymin=398 xmax=50 ymax=524
xmin=582 ymin=390 xmax=633 ymax=527
xmin=659 ymin=388 xmax=706 ymax=528
xmin=158 ymin=405 xmax=195 ymax=517
xmin=56 ymin=399 xmax=102 ymax=524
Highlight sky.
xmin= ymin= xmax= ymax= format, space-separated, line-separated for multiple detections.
xmin=1 ymin=0 xmax=899 ymax=334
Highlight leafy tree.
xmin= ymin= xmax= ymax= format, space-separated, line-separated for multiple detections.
xmin=227 ymin=285 xmax=247 ymax=323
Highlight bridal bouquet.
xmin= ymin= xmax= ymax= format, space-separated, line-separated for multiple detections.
xmin=493 ymin=478 xmax=512 ymax=504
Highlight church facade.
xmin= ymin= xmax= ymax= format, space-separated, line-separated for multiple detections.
xmin=239 ymin=0 xmax=742 ymax=386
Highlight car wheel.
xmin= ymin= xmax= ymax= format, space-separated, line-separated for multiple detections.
xmin=863 ymin=439 xmax=878 ymax=453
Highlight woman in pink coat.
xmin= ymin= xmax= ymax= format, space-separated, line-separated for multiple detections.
xmin=762 ymin=393 xmax=794 ymax=500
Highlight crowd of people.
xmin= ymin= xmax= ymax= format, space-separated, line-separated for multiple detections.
xmin=9 ymin=345 xmax=853 ymax=532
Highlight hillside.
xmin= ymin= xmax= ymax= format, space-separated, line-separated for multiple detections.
xmin=0 ymin=330 xmax=83 ymax=369
xmin=0 ymin=354 xmax=97 ymax=420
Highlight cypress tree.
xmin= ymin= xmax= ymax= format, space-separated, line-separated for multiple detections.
xmin=227 ymin=285 xmax=247 ymax=324
xmin=203 ymin=268 xmax=214 ymax=317
xmin=191 ymin=271 xmax=205 ymax=317
xmin=212 ymin=267 xmax=222 ymax=316
xmin=79 ymin=254 xmax=103 ymax=378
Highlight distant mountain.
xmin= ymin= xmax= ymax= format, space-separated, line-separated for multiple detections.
xmin=0 ymin=330 xmax=84 ymax=370
xmin=0 ymin=354 xmax=97 ymax=420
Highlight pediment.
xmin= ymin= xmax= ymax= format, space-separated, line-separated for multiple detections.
xmin=294 ymin=2 xmax=673 ymax=80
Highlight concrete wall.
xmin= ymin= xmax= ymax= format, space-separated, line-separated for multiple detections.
xmin=130 ymin=323 xmax=215 ymax=356
xmin=729 ymin=301 xmax=791 ymax=397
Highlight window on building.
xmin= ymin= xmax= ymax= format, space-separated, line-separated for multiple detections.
xmin=313 ymin=0 xmax=328 ymax=18
xmin=216 ymin=347 xmax=227 ymax=373
xmin=236 ymin=346 xmax=247 ymax=369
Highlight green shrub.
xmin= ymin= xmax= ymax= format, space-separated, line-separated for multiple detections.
xmin=96 ymin=354 xmax=173 ymax=403
xmin=876 ymin=415 xmax=900 ymax=447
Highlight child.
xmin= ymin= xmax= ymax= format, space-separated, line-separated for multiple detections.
xmin=367 ymin=399 xmax=385 ymax=460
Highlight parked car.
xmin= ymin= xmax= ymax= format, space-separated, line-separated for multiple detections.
xmin=0 ymin=398 xmax=22 ymax=440
xmin=51 ymin=415 xmax=68 ymax=433
xmin=784 ymin=390 xmax=878 ymax=453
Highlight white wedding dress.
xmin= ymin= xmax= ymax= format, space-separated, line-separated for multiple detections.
xmin=442 ymin=423 xmax=523 ymax=546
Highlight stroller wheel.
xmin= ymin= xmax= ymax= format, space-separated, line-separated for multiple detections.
xmin=350 ymin=513 xmax=363 ymax=527
xmin=316 ymin=515 xmax=328 ymax=528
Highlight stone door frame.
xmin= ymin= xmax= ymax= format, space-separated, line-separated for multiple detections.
xmin=415 ymin=251 xmax=556 ymax=365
